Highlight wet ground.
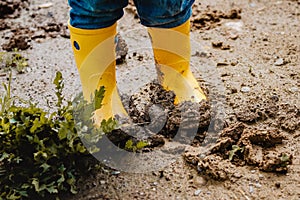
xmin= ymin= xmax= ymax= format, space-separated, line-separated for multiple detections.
xmin=0 ymin=0 xmax=299 ymax=199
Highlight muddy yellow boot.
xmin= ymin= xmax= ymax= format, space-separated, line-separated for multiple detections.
xmin=69 ymin=23 xmax=127 ymax=125
xmin=148 ymin=20 xmax=207 ymax=104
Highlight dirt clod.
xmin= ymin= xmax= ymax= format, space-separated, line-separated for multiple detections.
xmin=197 ymin=155 xmax=236 ymax=180
xmin=2 ymin=32 xmax=30 ymax=51
xmin=0 ymin=0 xmax=28 ymax=19
xmin=107 ymin=82 xmax=211 ymax=149
xmin=185 ymin=121 xmax=293 ymax=179
xmin=116 ymin=34 xmax=128 ymax=65
xmin=191 ymin=5 xmax=242 ymax=30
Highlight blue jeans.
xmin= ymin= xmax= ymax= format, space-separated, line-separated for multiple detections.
xmin=69 ymin=0 xmax=194 ymax=29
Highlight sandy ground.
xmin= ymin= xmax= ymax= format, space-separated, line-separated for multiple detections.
xmin=0 ymin=0 xmax=299 ymax=199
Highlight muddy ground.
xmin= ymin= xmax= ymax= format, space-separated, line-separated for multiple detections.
xmin=0 ymin=0 xmax=299 ymax=199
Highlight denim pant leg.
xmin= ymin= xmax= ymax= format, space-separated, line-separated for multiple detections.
xmin=133 ymin=0 xmax=194 ymax=28
xmin=69 ymin=0 xmax=128 ymax=29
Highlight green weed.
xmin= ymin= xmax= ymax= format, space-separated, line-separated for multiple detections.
xmin=0 ymin=49 xmax=28 ymax=74
xmin=0 ymin=71 xmax=116 ymax=199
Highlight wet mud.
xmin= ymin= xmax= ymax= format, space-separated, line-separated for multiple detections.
xmin=107 ymin=82 xmax=211 ymax=150
xmin=2 ymin=23 xmax=68 ymax=51
xmin=184 ymin=99 xmax=298 ymax=180
xmin=0 ymin=0 xmax=28 ymax=19
xmin=191 ymin=3 xmax=242 ymax=30
xmin=232 ymin=96 xmax=300 ymax=132
xmin=1 ymin=0 xmax=69 ymax=51
xmin=184 ymin=87 xmax=298 ymax=180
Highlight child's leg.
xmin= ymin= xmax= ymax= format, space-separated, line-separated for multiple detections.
xmin=69 ymin=0 xmax=128 ymax=29
xmin=133 ymin=0 xmax=194 ymax=28
xmin=134 ymin=0 xmax=206 ymax=104
xmin=68 ymin=0 xmax=129 ymax=125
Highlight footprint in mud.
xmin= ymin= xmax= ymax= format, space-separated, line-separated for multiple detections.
xmin=184 ymin=123 xmax=293 ymax=180
xmin=106 ymin=82 xmax=211 ymax=152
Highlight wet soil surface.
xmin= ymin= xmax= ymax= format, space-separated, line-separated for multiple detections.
xmin=1 ymin=0 xmax=300 ymax=199
xmin=107 ymin=82 xmax=210 ymax=150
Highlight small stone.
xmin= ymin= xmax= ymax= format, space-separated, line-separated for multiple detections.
xmin=258 ymin=174 xmax=264 ymax=179
xmin=38 ymin=2 xmax=53 ymax=9
xmin=290 ymin=87 xmax=298 ymax=93
xmin=193 ymin=176 xmax=207 ymax=187
xmin=111 ymin=171 xmax=120 ymax=175
xmin=229 ymin=34 xmax=239 ymax=40
xmin=100 ymin=180 xmax=106 ymax=185
xmin=152 ymin=182 xmax=158 ymax=186
xmin=193 ymin=51 xmax=208 ymax=57
xmin=225 ymin=21 xmax=244 ymax=32
xmin=212 ymin=41 xmax=223 ymax=48
xmin=256 ymin=183 xmax=262 ymax=188
xmin=231 ymin=61 xmax=238 ymax=66
xmin=241 ymin=86 xmax=251 ymax=93
xmin=217 ymin=62 xmax=229 ymax=67
xmin=231 ymin=87 xmax=238 ymax=94
xmin=274 ymin=58 xmax=284 ymax=66
xmin=251 ymin=170 xmax=256 ymax=173
xmin=249 ymin=185 xmax=254 ymax=193
xmin=140 ymin=192 xmax=145 ymax=196
xmin=194 ymin=189 xmax=202 ymax=196
xmin=221 ymin=44 xmax=231 ymax=50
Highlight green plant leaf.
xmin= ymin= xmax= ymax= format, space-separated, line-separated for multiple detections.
xmin=136 ymin=141 xmax=148 ymax=150
xmin=229 ymin=145 xmax=244 ymax=161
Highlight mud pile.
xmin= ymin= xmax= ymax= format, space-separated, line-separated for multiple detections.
xmin=191 ymin=3 xmax=241 ymax=30
xmin=107 ymin=82 xmax=211 ymax=150
xmin=2 ymin=23 xmax=69 ymax=51
xmin=184 ymin=95 xmax=299 ymax=180
xmin=1 ymin=0 xmax=69 ymax=51
xmin=0 ymin=0 xmax=28 ymax=19
xmin=233 ymin=97 xmax=300 ymax=132
xmin=185 ymin=123 xmax=293 ymax=180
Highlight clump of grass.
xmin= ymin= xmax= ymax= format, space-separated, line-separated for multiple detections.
xmin=0 ymin=48 xmax=28 ymax=73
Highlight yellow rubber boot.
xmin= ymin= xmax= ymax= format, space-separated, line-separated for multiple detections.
xmin=69 ymin=23 xmax=127 ymax=125
xmin=148 ymin=20 xmax=207 ymax=104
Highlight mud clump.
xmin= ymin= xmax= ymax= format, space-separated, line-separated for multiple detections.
xmin=115 ymin=34 xmax=128 ymax=65
xmin=125 ymin=0 xmax=138 ymax=19
xmin=2 ymin=29 xmax=31 ymax=51
xmin=0 ymin=19 xmax=9 ymax=30
xmin=212 ymin=41 xmax=231 ymax=50
xmin=260 ymin=151 xmax=293 ymax=172
xmin=0 ymin=0 xmax=28 ymax=19
xmin=234 ymin=97 xmax=300 ymax=132
xmin=129 ymin=83 xmax=211 ymax=143
xmin=107 ymin=82 xmax=211 ymax=150
xmin=184 ymin=123 xmax=293 ymax=180
xmin=2 ymin=23 xmax=69 ymax=51
xmin=189 ymin=155 xmax=237 ymax=180
xmin=191 ymin=4 xmax=241 ymax=30
xmin=276 ymin=104 xmax=300 ymax=132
